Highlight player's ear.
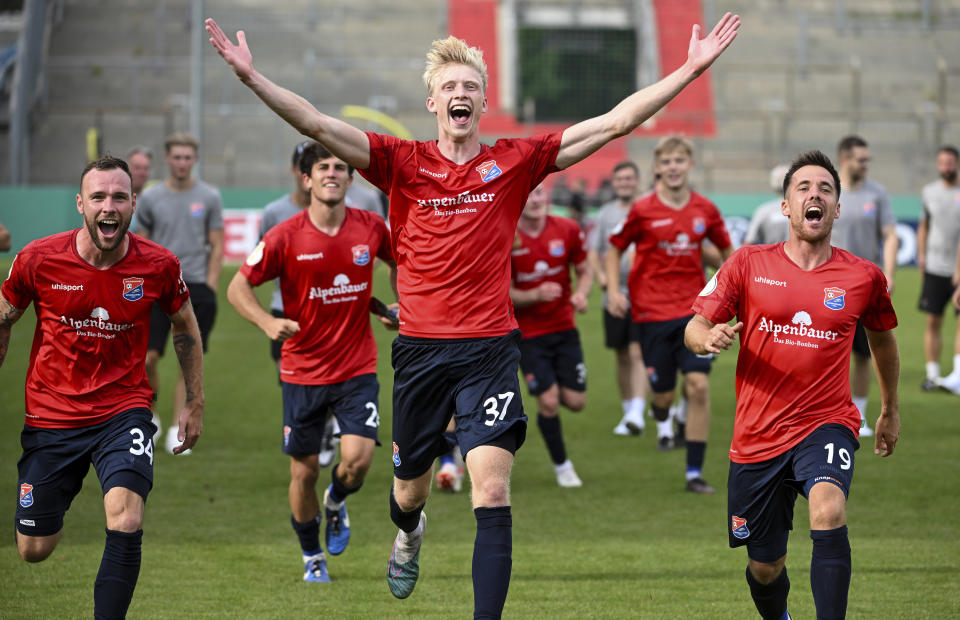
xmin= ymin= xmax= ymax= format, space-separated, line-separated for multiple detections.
xmin=76 ymin=193 xmax=83 ymax=214
xmin=780 ymin=199 xmax=788 ymax=217
xmin=426 ymin=96 xmax=437 ymax=115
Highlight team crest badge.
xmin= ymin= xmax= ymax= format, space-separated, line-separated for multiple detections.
xmin=190 ymin=202 xmax=204 ymax=217
xmin=549 ymin=239 xmax=565 ymax=257
xmin=122 ymin=277 xmax=144 ymax=301
xmin=692 ymin=217 xmax=706 ymax=235
xmin=392 ymin=442 xmax=402 ymax=467
xmin=283 ymin=425 xmax=291 ymax=448
xmin=19 ymin=483 xmax=34 ymax=508
xmin=352 ymin=244 xmax=371 ymax=266
xmin=823 ymin=287 xmax=846 ymax=310
xmin=525 ymin=373 xmax=538 ymax=392
xmin=862 ymin=202 xmax=875 ymax=214
xmin=475 ymin=160 xmax=503 ymax=183
xmin=731 ymin=515 xmax=750 ymax=539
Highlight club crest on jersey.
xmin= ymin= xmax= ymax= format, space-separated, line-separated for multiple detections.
xmin=122 ymin=277 xmax=144 ymax=301
xmin=549 ymin=239 xmax=565 ymax=257
xmin=352 ymin=244 xmax=371 ymax=266
xmin=392 ymin=442 xmax=401 ymax=467
xmin=862 ymin=202 xmax=875 ymax=214
xmin=731 ymin=515 xmax=750 ymax=539
xmin=190 ymin=202 xmax=204 ymax=217
xmin=19 ymin=483 xmax=34 ymax=508
xmin=823 ymin=287 xmax=846 ymax=310
xmin=692 ymin=217 xmax=706 ymax=235
xmin=475 ymin=160 xmax=503 ymax=183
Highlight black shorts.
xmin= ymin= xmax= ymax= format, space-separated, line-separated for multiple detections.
xmin=390 ymin=330 xmax=527 ymax=480
xmin=918 ymin=272 xmax=959 ymax=317
xmin=603 ymin=307 xmax=640 ymax=350
xmin=270 ymin=309 xmax=284 ymax=362
xmin=281 ymin=373 xmax=381 ymax=456
xmin=148 ymin=282 xmax=217 ymax=355
xmin=635 ymin=315 xmax=713 ymax=393
xmin=16 ymin=408 xmax=156 ymax=537
xmin=851 ymin=320 xmax=871 ymax=358
xmin=727 ymin=424 xmax=859 ymax=562
xmin=519 ymin=328 xmax=586 ymax=396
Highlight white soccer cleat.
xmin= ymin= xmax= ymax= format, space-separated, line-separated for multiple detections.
xmin=554 ymin=461 xmax=583 ymax=487
xmin=435 ymin=461 xmax=463 ymax=493
xmin=613 ymin=420 xmax=631 ymax=436
xmin=939 ymin=372 xmax=960 ymax=395
xmin=622 ymin=409 xmax=645 ymax=435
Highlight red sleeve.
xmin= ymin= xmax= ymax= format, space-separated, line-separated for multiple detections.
xmin=608 ymin=202 xmax=642 ymax=252
xmin=156 ymin=254 xmax=190 ymax=316
xmin=691 ymin=246 xmax=745 ymax=324
xmin=359 ymin=132 xmax=403 ymax=194
xmin=239 ymin=229 xmax=284 ymax=287
xmin=706 ymin=203 xmax=732 ymax=250
xmin=522 ymin=133 xmax=563 ymax=189
xmin=375 ymin=217 xmax=393 ymax=262
xmin=1 ymin=248 xmax=36 ymax=310
xmin=861 ymin=265 xmax=898 ymax=331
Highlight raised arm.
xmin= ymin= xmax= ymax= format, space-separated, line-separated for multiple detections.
xmin=865 ymin=328 xmax=900 ymax=457
xmin=684 ymin=313 xmax=743 ymax=355
xmin=205 ymin=18 xmax=371 ymax=169
xmin=556 ymin=13 xmax=739 ymax=169
xmin=0 ymin=292 xmax=25 ymax=368
xmin=168 ymin=301 xmax=205 ymax=454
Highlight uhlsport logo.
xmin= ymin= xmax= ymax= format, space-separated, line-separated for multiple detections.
xmin=122 ymin=277 xmax=144 ymax=301
xmin=19 ymin=483 xmax=34 ymax=508
xmin=475 ymin=160 xmax=503 ymax=182
xmin=352 ymin=244 xmax=370 ymax=266
xmin=823 ymin=287 xmax=846 ymax=310
xmin=731 ymin=515 xmax=750 ymax=539
xmin=549 ymin=239 xmax=565 ymax=257
xmin=392 ymin=442 xmax=401 ymax=467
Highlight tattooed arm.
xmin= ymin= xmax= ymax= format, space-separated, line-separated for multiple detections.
xmin=0 ymin=293 xmax=25 ymax=368
xmin=168 ymin=300 xmax=205 ymax=454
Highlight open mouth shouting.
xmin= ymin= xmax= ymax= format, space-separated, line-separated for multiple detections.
xmin=804 ymin=204 xmax=824 ymax=222
xmin=98 ymin=218 xmax=120 ymax=238
xmin=450 ymin=103 xmax=472 ymax=128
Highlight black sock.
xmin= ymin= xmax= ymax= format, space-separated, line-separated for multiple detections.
xmin=745 ymin=565 xmax=790 ymax=620
xmin=290 ymin=514 xmax=321 ymax=555
xmin=328 ymin=464 xmax=358 ymax=504
xmin=686 ymin=440 xmax=706 ymax=474
xmin=651 ymin=404 xmax=670 ymax=422
xmin=389 ymin=486 xmax=424 ymax=533
xmin=473 ymin=506 xmax=512 ymax=619
xmin=810 ymin=526 xmax=851 ymax=620
xmin=536 ymin=413 xmax=567 ymax=465
xmin=94 ymin=529 xmax=142 ymax=620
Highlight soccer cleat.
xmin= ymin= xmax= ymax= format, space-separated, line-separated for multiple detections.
xmin=317 ymin=416 xmax=338 ymax=468
xmin=685 ymin=477 xmax=715 ymax=494
xmin=657 ymin=436 xmax=675 ymax=451
xmin=623 ymin=409 xmax=645 ymax=435
xmin=323 ymin=485 xmax=350 ymax=555
xmin=554 ymin=461 xmax=583 ymax=487
xmin=303 ymin=553 xmax=331 ymax=583
xmin=387 ymin=512 xmax=426 ymax=599
xmin=613 ymin=420 xmax=631 ymax=436
xmin=435 ymin=461 xmax=463 ymax=493
xmin=920 ymin=378 xmax=940 ymax=392
xmin=939 ymin=372 xmax=960 ymax=395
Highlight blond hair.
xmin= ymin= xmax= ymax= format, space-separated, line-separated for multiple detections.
xmin=653 ymin=136 xmax=694 ymax=159
xmin=422 ymin=36 xmax=488 ymax=95
xmin=164 ymin=132 xmax=199 ymax=153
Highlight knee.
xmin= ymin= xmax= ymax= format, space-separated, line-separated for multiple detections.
xmin=810 ymin=503 xmax=846 ymax=530
xmin=471 ymin=475 xmax=510 ymax=507
xmin=537 ymin=392 xmax=560 ymax=416
xmin=394 ymin=481 xmax=429 ymax=511
xmin=336 ymin=456 xmax=372 ymax=486
xmin=108 ymin=512 xmax=144 ymax=533
xmin=291 ymin=462 xmax=320 ymax=487
xmin=561 ymin=391 xmax=586 ymax=412
xmin=17 ymin=535 xmax=57 ymax=563
xmin=684 ymin=375 xmax=709 ymax=404
xmin=748 ymin=557 xmax=786 ymax=585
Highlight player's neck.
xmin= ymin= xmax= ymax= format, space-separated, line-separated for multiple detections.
xmin=783 ymin=237 xmax=833 ymax=271
xmin=308 ymin=201 xmax=346 ymax=235
xmin=165 ymin=176 xmax=195 ymax=192
xmin=517 ymin=214 xmax=547 ymax=236
xmin=436 ymin=134 xmax=482 ymax=165
xmin=616 ymin=196 xmax=636 ymax=210
xmin=75 ymin=231 xmax=129 ymax=269
xmin=656 ymin=185 xmax=690 ymax=209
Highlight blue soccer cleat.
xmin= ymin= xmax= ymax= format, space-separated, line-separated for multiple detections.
xmin=303 ymin=553 xmax=331 ymax=583
xmin=324 ymin=485 xmax=351 ymax=555
xmin=387 ymin=512 xmax=426 ymax=599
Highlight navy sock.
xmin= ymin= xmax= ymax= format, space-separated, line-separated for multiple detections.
xmin=536 ymin=413 xmax=567 ymax=465
xmin=651 ymin=404 xmax=670 ymax=422
xmin=94 ymin=529 xmax=142 ymax=620
xmin=810 ymin=526 xmax=851 ymax=620
xmin=389 ymin=486 xmax=424 ymax=533
xmin=686 ymin=440 xmax=706 ymax=475
xmin=329 ymin=464 xmax=358 ymax=504
xmin=745 ymin=565 xmax=790 ymax=620
xmin=290 ymin=514 xmax=321 ymax=555
xmin=473 ymin=506 xmax=512 ymax=619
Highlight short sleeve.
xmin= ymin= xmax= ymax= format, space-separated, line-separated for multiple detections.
xmin=135 ymin=191 xmax=155 ymax=232
xmin=0 ymin=248 xmax=36 ymax=310
xmin=359 ymin=132 xmax=402 ymax=194
xmin=155 ymin=254 xmax=190 ymax=316
xmin=691 ymin=246 xmax=745 ymax=324
xmin=239 ymin=228 xmax=284 ymax=287
xmin=521 ymin=133 xmax=562 ymax=190
xmin=861 ymin=265 xmax=898 ymax=332
xmin=375 ymin=217 xmax=394 ymax=262
xmin=608 ymin=203 xmax=641 ymax=252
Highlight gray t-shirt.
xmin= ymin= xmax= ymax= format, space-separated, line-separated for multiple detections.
xmin=745 ymin=199 xmax=789 ymax=245
xmin=831 ymin=179 xmax=895 ymax=265
xmin=259 ymin=194 xmax=307 ymax=312
xmin=136 ymin=180 xmax=224 ymax=282
xmin=346 ymin=183 xmax=386 ymax=220
xmin=588 ymin=200 xmax=633 ymax=305
xmin=920 ymin=180 xmax=960 ymax=277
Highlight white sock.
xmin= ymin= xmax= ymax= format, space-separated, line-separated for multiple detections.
xmin=656 ymin=418 xmax=674 ymax=439
xmin=554 ymin=459 xmax=573 ymax=474
xmin=953 ymin=354 xmax=960 ymax=376
xmin=621 ymin=400 xmax=631 ymax=416
xmin=303 ymin=550 xmax=325 ymax=563
xmin=675 ymin=397 xmax=689 ymax=424
xmin=852 ymin=397 xmax=867 ymax=420
xmin=629 ymin=397 xmax=645 ymax=418
xmin=927 ymin=361 xmax=941 ymax=380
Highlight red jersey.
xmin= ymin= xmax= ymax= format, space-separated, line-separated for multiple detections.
xmin=608 ymin=191 xmax=730 ymax=323
xmin=1 ymin=231 xmax=188 ymax=428
xmin=359 ymin=132 xmax=562 ymax=338
xmin=691 ymin=244 xmax=897 ymax=463
xmin=511 ymin=215 xmax=587 ymax=339
xmin=240 ymin=208 xmax=392 ymax=385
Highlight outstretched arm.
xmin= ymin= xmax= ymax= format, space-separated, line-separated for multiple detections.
xmin=556 ymin=13 xmax=739 ymax=169
xmin=0 ymin=293 xmax=25 ymax=368
xmin=866 ymin=328 xmax=900 ymax=457
xmin=168 ymin=301 xmax=205 ymax=454
xmin=205 ymin=18 xmax=371 ymax=169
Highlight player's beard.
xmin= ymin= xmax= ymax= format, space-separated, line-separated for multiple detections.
xmin=85 ymin=213 xmax=131 ymax=252
xmin=942 ymin=169 xmax=958 ymax=184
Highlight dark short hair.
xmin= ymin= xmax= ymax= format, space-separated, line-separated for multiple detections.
xmin=938 ymin=145 xmax=959 ymax=160
xmin=298 ymin=142 xmax=354 ymax=176
xmin=782 ymin=150 xmax=841 ymax=198
xmin=126 ymin=145 xmax=152 ymax=160
xmin=292 ymin=140 xmax=313 ymax=167
xmin=837 ymin=135 xmax=868 ymax=156
xmin=612 ymin=160 xmax=639 ymax=177
xmin=80 ymin=155 xmax=133 ymax=190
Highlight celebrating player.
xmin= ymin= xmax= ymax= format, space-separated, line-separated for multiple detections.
xmin=206 ymin=11 xmax=739 ymax=617
xmin=685 ymin=150 xmax=900 ymax=619
xmin=1 ymin=156 xmax=204 ymax=618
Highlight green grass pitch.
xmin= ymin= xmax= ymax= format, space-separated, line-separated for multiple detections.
xmin=1 ymin=260 xmax=958 ymax=618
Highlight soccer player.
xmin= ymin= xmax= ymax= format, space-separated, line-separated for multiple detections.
xmin=136 ymin=132 xmax=224 ymax=454
xmin=744 ymin=164 xmax=790 ymax=245
xmin=206 ymin=12 xmax=739 ymax=616
xmin=917 ymin=145 xmax=960 ymax=394
xmin=1 ymin=156 xmax=204 ymax=618
xmin=228 ymin=143 xmax=398 ymax=583
xmin=586 ymin=160 xmax=649 ymax=436
xmin=685 ymin=150 xmax=900 ymax=620
xmin=510 ymin=182 xmax=592 ymax=487
xmin=606 ymin=136 xmax=733 ymax=494
xmin=830 ymin=135 xmax=897 ymax=435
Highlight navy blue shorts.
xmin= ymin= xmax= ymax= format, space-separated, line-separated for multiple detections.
xmin=918 ymin=271 xmax=960 ymax=317
xmin=519 ymin=328 xmax=587 ymax=396
xmin=727 ymin=424 xmax=860 ymax=562
xmin=851 ymin=320 xmax=871 ymax=358
xmin=635 ymin=315 xmax=713 ymax=393
xmin=391 ymin=330 xmax=527 ymax=480
xmin=603 ymin=307 xmax=640 ymax=350
xmin=281 ymin=373 xmax=381 ymax=456
xmin=16 ymin=408 xmax=156 ymax=537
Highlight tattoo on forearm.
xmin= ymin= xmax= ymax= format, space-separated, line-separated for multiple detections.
xmin=172 ymin=332 xmax=201 ymax=402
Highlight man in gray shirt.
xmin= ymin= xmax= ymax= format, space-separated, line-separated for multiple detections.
xmin=586 ymin=161 xmax=649 ymax=437
xmin=831 ymin=136 xmax=898 ymax=436
xmin=136 ymin=132 xmax=224 ymax=454
xmin=917 ymin=145 xmax=960 ymax=394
